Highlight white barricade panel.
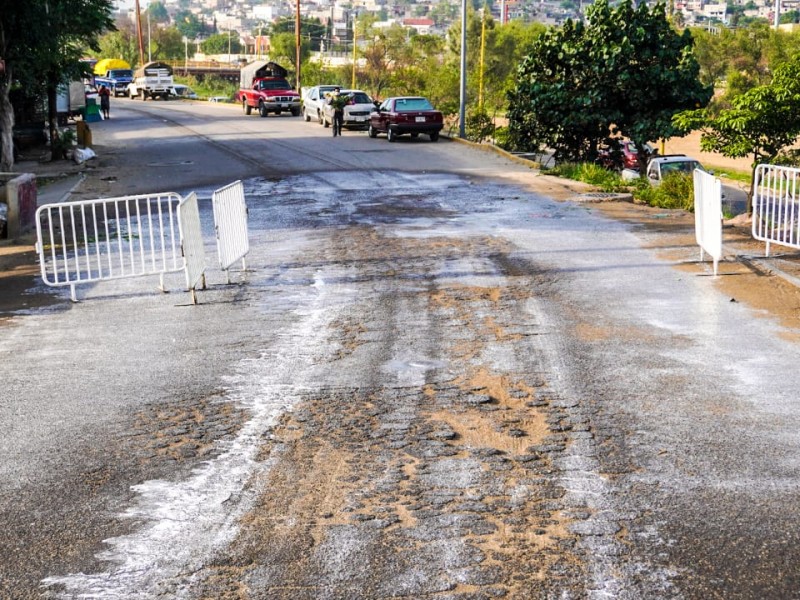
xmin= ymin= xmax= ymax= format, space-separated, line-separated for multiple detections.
xmin=178 ymin=192 xmax=206 ymax=295
xmin=752 ymin=164 xmax=800 ymax=256
xmin=693 ymin=169 xmax=722 ymax=275
xmin=35 ymin=193 xmax=183 ymax=301
xmin=212 ymin=180 xmax=249 ymax=274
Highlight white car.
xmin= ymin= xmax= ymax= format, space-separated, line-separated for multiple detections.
xmin=622 ymin=154 xmax=709 ymax=184
xmin=322 ymin=89 xmax=375 ymax=129
xmin=302 ymin=84 xmax=340 ymax=124
xmin=171 ymin=84 xmax=198 ymax=99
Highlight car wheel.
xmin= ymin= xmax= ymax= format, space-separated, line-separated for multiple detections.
xmin=430 ymin=131 xmax=439 ymax=142
xmin=141 ymin=91 xmax=146 ymax=101
xmin=304 ymin=108 xmax=311 ymax=122
xmin=244 ymin=100 xmax=252 ymax=115
xmin=410 ymin=133 xmax=419 ymax=139
xmin=259 ymin=102 xmax=268 ymax=117
xmin=387 ymin=127 xmax=397 ymax=142
xmin=368 ymin=124 xmax=377 ymax=138
xmin=317 ymin=110 xmax=323 ymax=124
xmin=323 ymin=116 xmax=330 ymax=128
xmin=291 ymin=108 xmax=300 ymax=117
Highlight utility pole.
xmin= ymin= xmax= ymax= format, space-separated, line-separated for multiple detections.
xmin=295 ymin=0 xmax=302 ymax=91
xmin=352 ymin=20 xmax=357 ymax=88
xmin=134 ymin=0 xmax=145 ymax=66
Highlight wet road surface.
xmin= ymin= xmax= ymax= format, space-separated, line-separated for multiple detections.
xmin=2 ymin=101 xmax=800 ymax=599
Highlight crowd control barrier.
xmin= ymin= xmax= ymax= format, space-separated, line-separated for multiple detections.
xmin=179 ymin=192 xmax=207 ymax=304
xmin=693 ymin=169 xmax=722 ymax=276
xmin=35 ymin=192 xmax=196 ymax=301
xmin=752 ymin=164 xmax=800 ymax=256
xmin=212 ymin=180 xmax=249 ymax=283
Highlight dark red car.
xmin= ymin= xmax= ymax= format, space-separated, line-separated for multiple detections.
xmin=599 ymin=140 xmax=655 ymax=170
xmin=368 ymin=96 xmax=444 ymax=142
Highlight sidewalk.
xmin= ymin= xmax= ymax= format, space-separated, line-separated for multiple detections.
xmin=0 ymin=148 xmax=94 ymax=316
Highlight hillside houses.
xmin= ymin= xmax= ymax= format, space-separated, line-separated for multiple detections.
xmin=117 ymin=0 xmax=797 ymax=64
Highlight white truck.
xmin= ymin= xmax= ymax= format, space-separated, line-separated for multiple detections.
xmin=127 ymin=61 xmax=174 ymax=101
xmin=56 ymin=81 xmax=86 ymax=124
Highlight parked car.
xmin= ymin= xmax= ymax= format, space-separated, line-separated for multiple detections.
xmin=368 ymin=96 xmax=443 ymax=142
xmin=171 ymin=84 xmax=198 ymax=99
xmin=321 ymin=89 xmax=374 ymax=129
xmin=302 ymin=84 xmax=340 ymax=123
xmin=599 ymin=139 xmax=655 ymax=170
xmin=622 ymin=154 xmax=709 ymax=184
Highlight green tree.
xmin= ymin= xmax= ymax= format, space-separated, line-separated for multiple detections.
xmin=361 ymin=24 xmax=412 ymax=98
xmin=271 ymin=16 xmax=326 ymax=51
xmin=175 ymin=10 xmax=206 ymax=39
xmin=780 ymin=9 xmax=800 ymax=23
xmin=506 ymin=0 xmax=712 ymax=169
xmin=0 ymin=0 xmax=114 ymax=168
xmin=201 ymin=32 xmax=242 ymax=55
xmin=151 ymin=26 xmax=185 ymax=61
xmin=601 ymin=1 xmax=712 ymax=171
xmin=674 ymin=57 xmax=800 ymax=210
xmin=269 ymin=31 xmax=311 ymax=77
xmin=146 ymin=1 xmax=169 ymax=25
xmin=97 ymin=18 xmax=139 ymax=67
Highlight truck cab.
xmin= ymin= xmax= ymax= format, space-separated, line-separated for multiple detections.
xmin=237 ymin=61 xmax=301 ymax=117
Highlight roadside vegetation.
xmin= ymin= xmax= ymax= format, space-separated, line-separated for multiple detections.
xmin=174 ymin=75 xmax=237 ymax=101
xmin=544 ymin=163 xmax=697 ymax=211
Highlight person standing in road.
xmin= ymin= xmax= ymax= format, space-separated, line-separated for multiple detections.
xmin=328 ymin=86 xmax=348 ymax=137
xmin=98 ymin=85 xmax=111 ymax=120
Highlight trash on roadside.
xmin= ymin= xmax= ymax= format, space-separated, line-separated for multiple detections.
xmin=73 ymin=147 xmax=96 ymax=164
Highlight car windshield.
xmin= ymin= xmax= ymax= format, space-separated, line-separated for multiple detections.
xmin=661 ymin=160 xmax=701 ymax=175
xmin=258 ymin=80 xmax=291 ymax=91
xmin=394 ymin=98 xmax=434 ymax=112
xmin=348 ymin=92 xmax=371 ymax=104
xmin=109 ymin=70 xmax=132 ymax=78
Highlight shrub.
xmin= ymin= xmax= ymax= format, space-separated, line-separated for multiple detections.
xmin=633 ymin=172 xmax=695 ymax=211
xmin=546 ymin=162 xmax=628 ymax=193
xmin=466 ymin=108 xmax=495 ymax=144
xmin=178 ymin=75 xmax=238 ymax=101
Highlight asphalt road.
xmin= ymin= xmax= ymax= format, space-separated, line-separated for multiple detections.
xmin=2 ymin=99 xmax=800 ymax=599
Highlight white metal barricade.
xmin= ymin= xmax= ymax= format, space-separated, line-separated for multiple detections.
xmin=178 ymin=192 xmax=207 ymax=304
xmin=36 ymin=192 xmax=183 ymax=301
xmin=212 ymin=180 xmax=249 ymax=283
xmin=752 ymin=164 xmax=800 ymax=256
xmin=693 ymin=168 xmax=722 ymax=276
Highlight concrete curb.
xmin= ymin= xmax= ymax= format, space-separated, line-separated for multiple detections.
xmin=443 ymin=133 xmax=544 ymax=169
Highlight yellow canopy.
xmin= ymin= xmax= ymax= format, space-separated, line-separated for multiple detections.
xmin=93 ymin=58 xmax=131 ymax=75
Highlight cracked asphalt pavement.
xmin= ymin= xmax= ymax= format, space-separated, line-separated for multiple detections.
xmin=2 ymin=100 xmax=800 ymax=599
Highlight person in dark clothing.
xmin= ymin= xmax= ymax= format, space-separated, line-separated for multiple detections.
xmin=98 ymin=85 xmax=111 ymax=119
xmin=327 ymin=87 xmax=348 ymax=137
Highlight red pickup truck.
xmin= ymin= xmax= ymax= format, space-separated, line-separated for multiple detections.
xmin=236 ymin=61 xmax=301 ymax=117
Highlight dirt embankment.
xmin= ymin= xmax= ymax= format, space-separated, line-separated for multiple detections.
xmin=660 ymin=131 xmax=752 ymax=173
